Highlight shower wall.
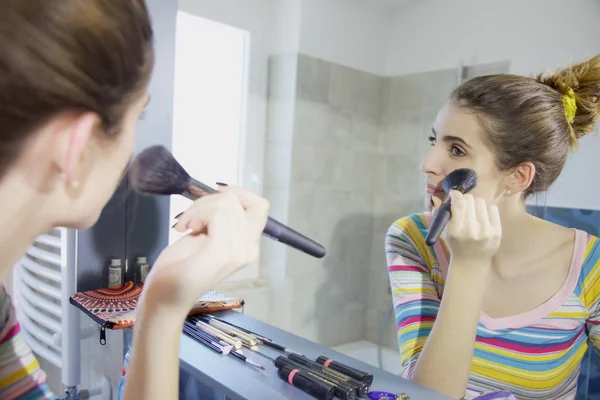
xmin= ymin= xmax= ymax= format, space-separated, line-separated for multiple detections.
xmin=264 ymin=54 xmax=385 ymax=346
xmin=367 ymin=67 xmax=460 ymax=348
xmin=263 ymin=54 xmax=467 ymax=349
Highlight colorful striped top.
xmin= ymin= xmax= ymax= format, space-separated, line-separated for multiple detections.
xmin=0 ymin=285 xmax=55 ymax=399
xmin=386 ymin=213 xmax=600 ymax=400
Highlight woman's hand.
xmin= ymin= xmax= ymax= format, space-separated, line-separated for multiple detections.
xmin=139 ymin=186 xmax=269 ymax=318
xmin=444 ymin=190 xmax=502 ymax=264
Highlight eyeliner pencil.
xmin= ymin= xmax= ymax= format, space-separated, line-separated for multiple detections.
xmin=203 ymin=314 xmax=303 ymax=355
xmin=184 ymin=321 xmax=265 ymax=370
xmin=182 ymin=325 xmax=231 ymax=355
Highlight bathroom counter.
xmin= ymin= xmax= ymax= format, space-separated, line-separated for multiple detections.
xmin=178 ymin=310 xmax=451 ymax=400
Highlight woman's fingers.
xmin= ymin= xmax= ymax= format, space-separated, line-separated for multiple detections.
xmin=474 ymin=197 xmax=490 ymax=231
xmin=218 ymin=186 xmax=270 ymax=237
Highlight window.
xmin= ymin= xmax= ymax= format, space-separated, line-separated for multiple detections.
xmin=170 ymin=12 xmax=254 ymax=280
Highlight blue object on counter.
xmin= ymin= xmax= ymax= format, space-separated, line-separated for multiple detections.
xmin=368 ymin=391 xmax=401 ymax=399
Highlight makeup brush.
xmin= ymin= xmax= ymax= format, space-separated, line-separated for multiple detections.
xmin=129 ymin=145 xmax=326 ymax=259
xmin=424 ymin=168 xmax=478 ymax=246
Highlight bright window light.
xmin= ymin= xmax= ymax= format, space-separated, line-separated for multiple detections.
xmin=170 ymin=11 xmax=249 ymax=246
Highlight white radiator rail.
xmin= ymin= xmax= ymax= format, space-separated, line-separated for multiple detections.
xmin=13 ymin=227 xmax=81 ymax=388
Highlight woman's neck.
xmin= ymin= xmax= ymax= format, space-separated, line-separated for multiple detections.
xmin=0 ymin=172 xmax=52 ymax=281
xmin=493 ymin=198 xmax=545 ymax=274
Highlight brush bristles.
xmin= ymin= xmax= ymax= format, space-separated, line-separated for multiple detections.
xmin=129 ymin=145 xmax=192 ymax=195
xmin=443 ymin=168 xmax=477 ymax=193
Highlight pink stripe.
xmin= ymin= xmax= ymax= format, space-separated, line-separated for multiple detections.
xmin=288 ymin=369 xmax=299 ymax=385
xmin=399 ymin=315 xmax=436 ymax=329
xmin=0 ymin=322 xmax=20 ymax=344
xmin=478 ymin=330 xmax=583 ymax=353
xmin=480 ymin=229 xmax=586 ymax=330
xmin=388 ymin=265 xmax=423 ymax=272
xmin=323 ymin=359 xmax=333 ymax=368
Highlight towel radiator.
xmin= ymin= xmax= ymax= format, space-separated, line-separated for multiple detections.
xmin=13 ymin=228 xmax=110 ymax=400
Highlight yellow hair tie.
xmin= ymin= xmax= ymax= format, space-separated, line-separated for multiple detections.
xmin=562 ymin=88 xmax=577 ymax=124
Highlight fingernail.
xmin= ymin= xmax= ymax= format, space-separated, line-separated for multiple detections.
xmin=216 ymin=182 xmax=228 ymax=187
xmin=175 ymin=212 xmax=184 ymax=219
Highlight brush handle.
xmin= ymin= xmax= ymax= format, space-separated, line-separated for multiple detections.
xmin=185 ymin=179 xmax=326 ymax=259
xmin=425 ymin=202 xmax=452 ymax=246
xmin=263 ymin=218 xmax=326 ymax=258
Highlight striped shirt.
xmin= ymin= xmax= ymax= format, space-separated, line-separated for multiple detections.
xmin=386 ymin=213 xmax=600 ymax=400
xmin=0 ymin=285 xmax=55 ymax=399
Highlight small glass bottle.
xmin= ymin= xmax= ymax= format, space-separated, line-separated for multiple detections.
xmin=108 ymin=258 xmax=123 ymax=288
xmin=137 ymin=257 xmax=149 ymax=283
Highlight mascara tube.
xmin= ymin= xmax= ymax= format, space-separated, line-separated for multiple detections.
xmin=278 ymin=364 xmax=335 ymax=400
xmin=275 ymin=357 xmax=356 ymax=400
xmin=316 ymin=356 xmax=374 ymax=386
xmin=287 ymin=353 xmax=369 ymax=396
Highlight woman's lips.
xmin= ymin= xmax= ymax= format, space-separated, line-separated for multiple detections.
xmin=426 ymin=184 xmax=444 ymax=196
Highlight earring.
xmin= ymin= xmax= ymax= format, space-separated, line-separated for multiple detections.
xmin=505 ymin=190 xmax=512 ymax=197
xmin=58 ymin=172 xmax=79 ymax=188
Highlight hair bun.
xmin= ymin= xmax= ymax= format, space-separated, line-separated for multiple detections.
xmin=537 ymin=55 xmax=600 ymax=146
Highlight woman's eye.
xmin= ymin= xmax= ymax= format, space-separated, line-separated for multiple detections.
xmin=428 ymin=135 xmax=436 ymax=146
xmin=451 ymin=146 xmax=466 ymax=156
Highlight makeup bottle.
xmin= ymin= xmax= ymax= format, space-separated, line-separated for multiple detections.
xmin=137 ymin=257 xmax=149 ymax=282
xmin=108 ymin=258 xmax=123 ymax=288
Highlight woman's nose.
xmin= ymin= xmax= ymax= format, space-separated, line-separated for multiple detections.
xmin=420 ymin=147 xmax=442 ymax=177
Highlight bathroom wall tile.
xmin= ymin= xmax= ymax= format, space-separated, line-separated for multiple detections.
xmin=370 ymin=232 xmax=387 ymax=271
xmin=385 ymin=155 xmax=424 ymax=199
xmin=329 ymin=149 xmax=358 ymax=191
xmin=310 ymin=190 xmax=353 ymax=246
xmin=368 ymin=263 xmax=394 ymax=311
xmin=423 ymin=68 xmax=457 ymax=110
xmin=339 ymin=301 xmax=368 ymax=346
xmin=374 ymin=153 xmax=388 ymax=194
xmin=293 ymin=100 xmax=330 ymax=147
xmin=365 ymin=308 xmax=398 ymax=350
xmin=291 ymin=144 xmax=332 ymax=183
xmin=351 ymin=116 xmax=382 ymax=154
xmin=347 ymin=191 xmax=376 ymax=215
xmin=325 ymin=106 xmax=353 ymax=149
xmin=380 ymin=78 xmax=392 ymax=123
xmin=357 ymin=72 xmax=383 ymax=122
xmin=387 ymin=72 xmax=430 ymax=113
xmin=382 ymin=111 xmax=423 ymax=155
xmin=352 ymin=152 xmax=381 ymax=192
xmin=296 ymin=55 xmax=330 ymax=104
xmin=328 ymin=64 xmax=360 ymax=112
xmin=373 ymin=195 xmax=424 ymax=233
xmin=288 ymin=182 xmax=317 ymax=236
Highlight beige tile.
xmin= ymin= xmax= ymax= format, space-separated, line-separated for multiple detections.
xmin=293 ymin=100 xmax=330 ymax=147
xmin=382 ymin=111 xmax=422 ymax=155
xmin=328 ymin=64 xmax=359 ymax=111
xmin=351 ymin=116 xmax=381 ymax=154
xmin=357 ymin=72 xmax=383 ymax=122
xmin=297 ymin=55 xmax=330 ymax=104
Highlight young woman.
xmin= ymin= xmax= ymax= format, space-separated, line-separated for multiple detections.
xmin=0 ymin=1 xmax=269 ymax=399
xmin=386 ymin=54 xmax=600 ymax=399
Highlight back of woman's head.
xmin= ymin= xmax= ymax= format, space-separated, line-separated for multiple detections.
xmin=0 ymin=0 xmax=154 ymax=176
xmin=451 ymin=54 xmax=600 ymax=197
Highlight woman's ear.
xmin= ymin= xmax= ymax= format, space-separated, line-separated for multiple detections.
xmin=58 ymin=112 xmax=99 ymax=186
xmin=507 ymin=161 xmax=536 ymax=194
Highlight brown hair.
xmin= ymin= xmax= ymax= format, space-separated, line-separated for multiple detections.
xmin=0 ymin=0 xmax=154 ymax=175
xmin=451 ymin=54 xmax=600 ymax=197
